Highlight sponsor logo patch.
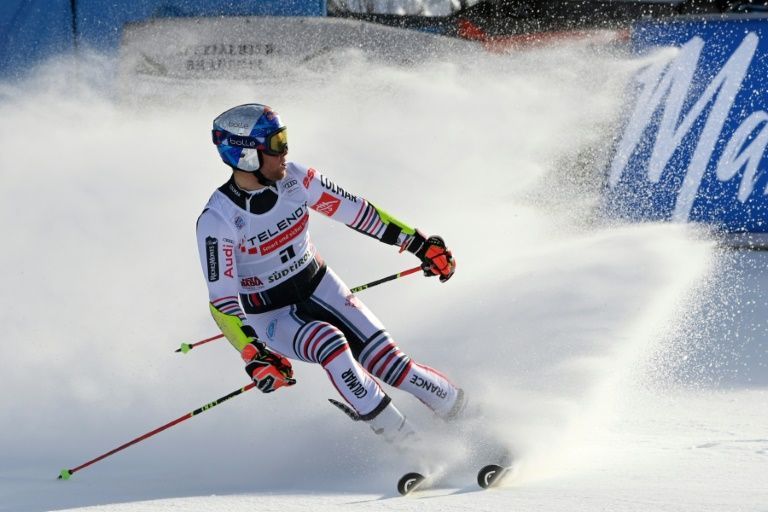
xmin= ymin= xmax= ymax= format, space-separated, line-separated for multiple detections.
xmin=225 ymin=119 xmax=251 ymax=130
xmin=239 ymin=238 xmax=258 ymax=255
xmin=222 ymin=242 xmax=234 ymax=279
xmin=267 ymin=249 xmax=312 ymax=284
xmin=342 ymin=368 xmax=368 ymax=398
xmin=409 ymin=375 xmax=448 ymax=399
xmin=241 ymin=276 xmax=264 ymax=287
xmin=345 ymin=294 xmax=361 ymax=309
xmin=227 ymin=183 xmax=243 ymax=198
xmin=205 ymin=237 xmax=219 ymax=281
xmin=312 ymin=192 xmax=341 ymax=217
xmin=259 ymin=214 xmax=308 ymax=255
xmin=320 ymin=175 xmax=357 ymax=202
xmin=303 ymin=167 xmax=316 ymax=188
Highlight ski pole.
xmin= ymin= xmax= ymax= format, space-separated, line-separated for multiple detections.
xmin=175 ymin=333 xmax=225 ymax=354
xmin=58 ymin=382 xmax=257 ymax=480
xmin=349 ymin=264 xmax=425 ymax=293
xmin=176 ymin=265 xmax=425 ymax=354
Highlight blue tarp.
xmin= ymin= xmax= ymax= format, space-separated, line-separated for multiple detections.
xmin=0 ymin=0 xmax=326 ymax=78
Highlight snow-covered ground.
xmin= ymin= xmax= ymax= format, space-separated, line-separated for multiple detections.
xmin=1 ymin=37 xmax=765 ymax=512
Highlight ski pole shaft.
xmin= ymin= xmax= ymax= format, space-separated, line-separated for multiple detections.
xmin=176 ymin=333 xmax=225 ymax=353
xmin=177 ymin=266 xmax=425 ymax=354
xmin=58 ymin=382 xmax=257 ymax=480
xmin=349 ymin=265 xmax=425 ymax=293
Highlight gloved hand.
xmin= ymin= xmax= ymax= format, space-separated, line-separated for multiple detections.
xmin=402 ymin=230 xmax=456 ymax=283
xmin=241 ymin=340 xmax=296 ymax=393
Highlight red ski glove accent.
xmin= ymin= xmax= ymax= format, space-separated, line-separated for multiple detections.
xmin=242 ymin=342 xmax=296 ymax=393
xmin=422 ymin=236 xmax=456 ymax=282
xmin=402 ymin=231 xmax=456 ymax=283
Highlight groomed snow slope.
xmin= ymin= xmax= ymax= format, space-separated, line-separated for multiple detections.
xmin=0 ymin=39 xmax=765 ymax=512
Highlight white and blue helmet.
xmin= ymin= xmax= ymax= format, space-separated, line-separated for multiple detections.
xmin=211 ymin=103 xmax=288 ymax=172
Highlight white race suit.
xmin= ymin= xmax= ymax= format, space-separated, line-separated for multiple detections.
xmin=196 ymin=162 xmax=461 ymax=421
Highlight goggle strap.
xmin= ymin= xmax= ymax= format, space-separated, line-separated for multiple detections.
xmin=212 ymin=127 xmax=287 ymax=154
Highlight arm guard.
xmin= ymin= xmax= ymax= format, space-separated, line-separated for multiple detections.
xmin=209 ymin=302 xmax=253 ymax=353
xmin=360 ymin=202 xmax=418 ymax=246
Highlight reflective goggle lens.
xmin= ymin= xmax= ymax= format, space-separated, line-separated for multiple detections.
xmin=267 ymin=128 xmax=288 ymax=155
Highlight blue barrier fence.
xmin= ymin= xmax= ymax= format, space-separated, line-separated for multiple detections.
xmin=0 ymin=0 xmax=326 ymax=79
xmin=604 ymin=16 xmax=768 ymax=234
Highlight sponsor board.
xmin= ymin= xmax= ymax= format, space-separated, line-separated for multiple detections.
xmin=605 ymin=17 xmax=768 ymax=236
xmin=118 ymin=16 xmax=477 ymax=97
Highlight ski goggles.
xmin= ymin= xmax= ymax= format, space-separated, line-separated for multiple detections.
xmin=212 ymin=126 xmax=288 ymax=156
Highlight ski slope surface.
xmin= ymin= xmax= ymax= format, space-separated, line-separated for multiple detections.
xmin=0 ymin=37 xmax=765 ymax=512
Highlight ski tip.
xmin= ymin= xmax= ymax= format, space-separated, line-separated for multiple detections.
xmin=477 ymin=464 xmax=508 ymax=489
xmin=58 ymin=469 xmax=72 ymax=480
xmin=397 ymin=472 xmax=426 ymax=496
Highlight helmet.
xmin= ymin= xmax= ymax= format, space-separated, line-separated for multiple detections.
xmin=211 ymin=103 xmax=288 ymax=173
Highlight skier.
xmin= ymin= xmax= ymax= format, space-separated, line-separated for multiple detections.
xmin=196 ymin=103 xmax=463 ymax=444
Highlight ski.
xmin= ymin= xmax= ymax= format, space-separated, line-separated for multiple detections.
xmin=397 ymin=471 xmax=428 ymax=495
xmin=396 ymin=457 xmax=514 ymax=495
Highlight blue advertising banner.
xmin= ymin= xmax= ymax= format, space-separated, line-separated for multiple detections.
xmin=604 ymin=16 xmax=768 ymax=234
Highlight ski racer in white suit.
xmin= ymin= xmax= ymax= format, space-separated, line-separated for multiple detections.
xmin=197 ymin=103 xmax=463 ymax=443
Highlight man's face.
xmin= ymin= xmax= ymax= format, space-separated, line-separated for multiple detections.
xmin=260 ymin=150 xmax=287 ymax=182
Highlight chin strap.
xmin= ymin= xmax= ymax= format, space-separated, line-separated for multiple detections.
xmin=252 ymin=150 xmax=275 ymax=187
xmin=253 ymin=168 xmax=276 ymax=187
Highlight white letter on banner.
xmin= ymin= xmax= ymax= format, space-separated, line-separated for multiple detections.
xmin=670 ymin=33 xmax=758 ymax=221
xmin=715 ymin=111 xmax=768 ymax=202
xmin=608 ymin=38 xmax=703 ymax=188
xmin=608 ymin=33 xmax=759 ymax=221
